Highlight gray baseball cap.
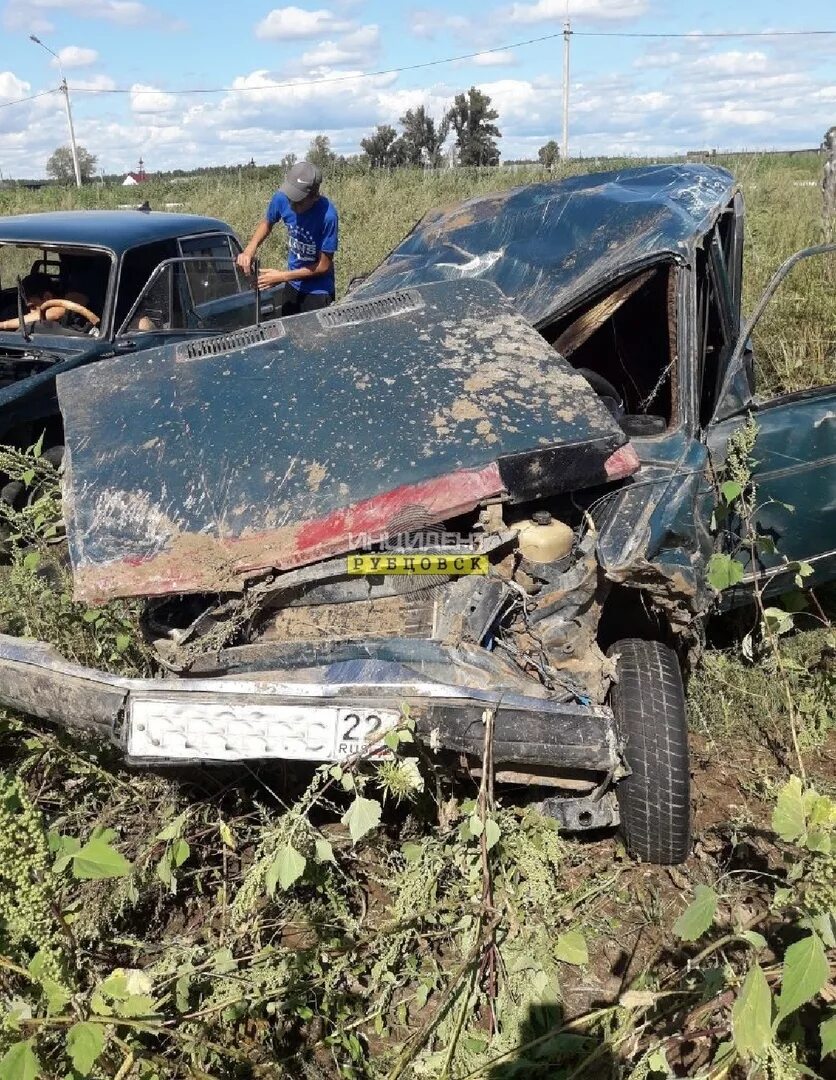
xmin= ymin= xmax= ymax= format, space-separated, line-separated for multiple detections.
xmin=280 ymin=160 xmax=323 ymax=202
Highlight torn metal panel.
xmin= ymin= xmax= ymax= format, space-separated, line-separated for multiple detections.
xmin=594 ymin=437 xmax=716 ymax=632
xmin=58 ymin=278 xmax=631 ymax=603
xmin=351 ymin=165 xmax=736 ymax=327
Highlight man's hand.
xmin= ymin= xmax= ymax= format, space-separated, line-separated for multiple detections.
xmin=237 ymin=250 xmax=256 ymax=275
xmin=257 ymin=268 xmax=290 ymax=290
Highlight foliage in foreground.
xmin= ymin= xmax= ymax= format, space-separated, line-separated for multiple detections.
xmin=1 ymin=718 xmax=834 ymax=1080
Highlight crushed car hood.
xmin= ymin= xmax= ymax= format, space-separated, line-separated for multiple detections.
xmin=350 ymin=164 xmax=736 ymax=326
xmin=57 ymin=279 xmax=636 ymax=603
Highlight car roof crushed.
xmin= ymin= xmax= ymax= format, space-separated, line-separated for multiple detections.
xmin=351 ymin=163 xmax=737 ymax=326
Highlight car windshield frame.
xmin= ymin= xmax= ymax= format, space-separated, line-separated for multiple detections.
xmin=0 ymin=240 xmax=117 ymax=342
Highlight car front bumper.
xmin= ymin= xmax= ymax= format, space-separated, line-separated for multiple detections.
xmin=0 ymin=633 xmax=624 ymax=779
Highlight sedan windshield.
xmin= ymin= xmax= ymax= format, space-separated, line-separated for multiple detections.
xmin=0 ymin=243 xmax=111 ymax=337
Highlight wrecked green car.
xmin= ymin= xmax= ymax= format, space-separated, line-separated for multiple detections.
xmin=0 ymin=164 xmax=833 ymax=865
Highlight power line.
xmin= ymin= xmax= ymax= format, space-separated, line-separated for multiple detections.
xmin=0 ymin=87 xmax=59 ymax=110
xmin=64 ymin=26 xmax=836 ymax=98
xmin=574 ymin=29 xmax=836 ymax=38
xmin=4 ymin=26 xmax=836 ymax=105
xmin=72 ymin=30 xmax=569 ymax=95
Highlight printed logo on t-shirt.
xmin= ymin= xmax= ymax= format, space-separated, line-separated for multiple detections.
xmin=288 ymin=225 xmax=318 ymax=262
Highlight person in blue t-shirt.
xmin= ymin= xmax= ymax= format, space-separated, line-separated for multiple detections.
xmin=236 ymin=160 xmax=339 ymax=316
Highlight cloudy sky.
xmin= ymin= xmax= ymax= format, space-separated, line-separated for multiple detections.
xmin=1 ymin=0 xmax=835 ymax=177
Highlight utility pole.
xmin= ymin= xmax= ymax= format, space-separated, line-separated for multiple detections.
xmin=30 ymin=34 xmax=82 ymax=188
xmin=562 ymin=4 xmax=571 ymax=161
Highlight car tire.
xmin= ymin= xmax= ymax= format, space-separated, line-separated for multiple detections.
xmin=608 ymin=638 xmax=691 ymax=864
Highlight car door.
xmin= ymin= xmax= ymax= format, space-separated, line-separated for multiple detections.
xmin=706 ymin=244 xmax=836 ymax=598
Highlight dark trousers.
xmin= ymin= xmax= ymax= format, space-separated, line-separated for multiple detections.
xmin=280 ymin=285 xmax=334 ymax=317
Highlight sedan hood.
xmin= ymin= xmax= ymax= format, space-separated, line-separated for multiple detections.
xmin=58 ymin=279 xmax=636 ymax=603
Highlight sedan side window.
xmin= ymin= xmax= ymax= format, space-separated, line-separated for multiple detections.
xmin=115 ymin=241 xmax=178 ymax=331
xmin=179 ymin=235 xmax=245 ymax=306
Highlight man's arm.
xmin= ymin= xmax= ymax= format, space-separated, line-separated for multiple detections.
xmin=237 ymin=219 xmax=273 ymax=275
xmin=0 ymin=307 xmax=60 ymax=331
xmin=257 ymin=252 xmax=333 ymax=289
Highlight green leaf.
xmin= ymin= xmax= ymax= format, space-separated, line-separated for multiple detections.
xmin=794 ymin=560 xmax=814 ymax=585
xmin=155 ymin=855 xmax=173 ymax=888
xmin=383 ymin=730 xmax=401 ymax=752
xmin=0 ymin=1040 xmax=40 ymax=1080
xmin=66 ymin=1022 xmax=105 ymax=1076
xmin=314 ymin=839 xmax=335 ymax=863
xmin=780 ymin=590 xmax=809 ymax=613
xmin=740 ymin=930 xmax=768 ymax=951
xmin=555 ymin=929 xmax=589 ymax=966
xmin=720 ymin=480 xmax=742 ymax=504
xmin=776 ymin=934 xmax=828 ymax=1024
xmin=646 ymin=1048 xmax=669 ymax=1073
xmin=116 ymin=994 xmax=157 ymax=1018
xmin=707 ymin=553 xmax=744 ymax=591
xmin=484 ymin=818 xmax=501 ymax=851
xmin=341 ymin=796 xmax=382 ymax=843
xmin=820 ymin=1013 xmax=836 ymax=1057
xmin=732 ymin=964 xmax=773 ymax=1060
xmin=673 ymin=885 xmax=718 ymax=942
xmin=468 ymin=813 xmax=484 ymax=837
xmin=155 ymin=812 xmax=187 ymax=841
xmin=170 ymin=838 xmax=190 ymax=867
xmin=805 ymin=830 xmax=832 ymax=854
xmin=219 ymin=821 xmax=235 ymax=849
xmin=773 ymin=776 xmax=807 ymax=843
xmin=72 ymin=835 xmax=132 ymax=880
xmin=401 ymin=842 xmax=423 ymax=863
xmin=41 ymin=976 xmax=72 ymax=1015
xmin=265 ymin=844 xmax=306 ymax=893
xmin=114 ymin=633 xmax=131 ymax=654
xmin=762 ymin=606 xmax=794 ymax=636
xmin=22 ymin=552 xmax=39 ymax=573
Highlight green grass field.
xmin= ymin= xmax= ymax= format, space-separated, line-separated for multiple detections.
xmin=0 ymin=155 xmax=834 ymax=1080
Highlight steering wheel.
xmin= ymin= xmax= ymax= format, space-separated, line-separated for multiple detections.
xmin=38 ymin=298 xmax=100 ymax=330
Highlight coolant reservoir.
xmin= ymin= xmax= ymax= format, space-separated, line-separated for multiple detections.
xmin=513 ymin=511 xmax=574 ymax=563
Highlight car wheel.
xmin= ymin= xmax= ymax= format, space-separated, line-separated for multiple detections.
xmin=608 ymin=638 xmax=691 ymax=864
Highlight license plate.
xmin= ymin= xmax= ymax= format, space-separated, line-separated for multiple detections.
xmin=126 ymin=696 xmax=399 ymax=762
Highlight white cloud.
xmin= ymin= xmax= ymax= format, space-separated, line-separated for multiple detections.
xmin=688 ymin=51 xmax=769 ymax=77
xmin=69 ymin=74 xmax=116 ymax=91
xmin=52 ymin=46 xmax=99 ymax=69
xmin=471 ymin=50 xmax=517 ymax=67
xmin=408 ymin=10 xmax=471 ymax=39
xmin=255 ymin=6 xmax=351 ymax=40
xmin=506 ymin=0 xmax=648 ymax=24
xmin=0 ymin=71 xmax=30 ymax=101
xmin=130 ymin=82 xmax=177 ymax=113
xmin=300 ymin=25 xmax=380 ymax=68
xmin=5 ymin=0 xmax=157 ymax=31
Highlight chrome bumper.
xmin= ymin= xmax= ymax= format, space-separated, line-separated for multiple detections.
xmin=0 ymin=633 xmax=623 ymax=773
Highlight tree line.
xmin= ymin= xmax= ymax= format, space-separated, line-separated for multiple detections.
xmin=42 ymin=86 xmax=564 ymax=183
xmin=360 ymin=87 xmax=501 ymax=168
